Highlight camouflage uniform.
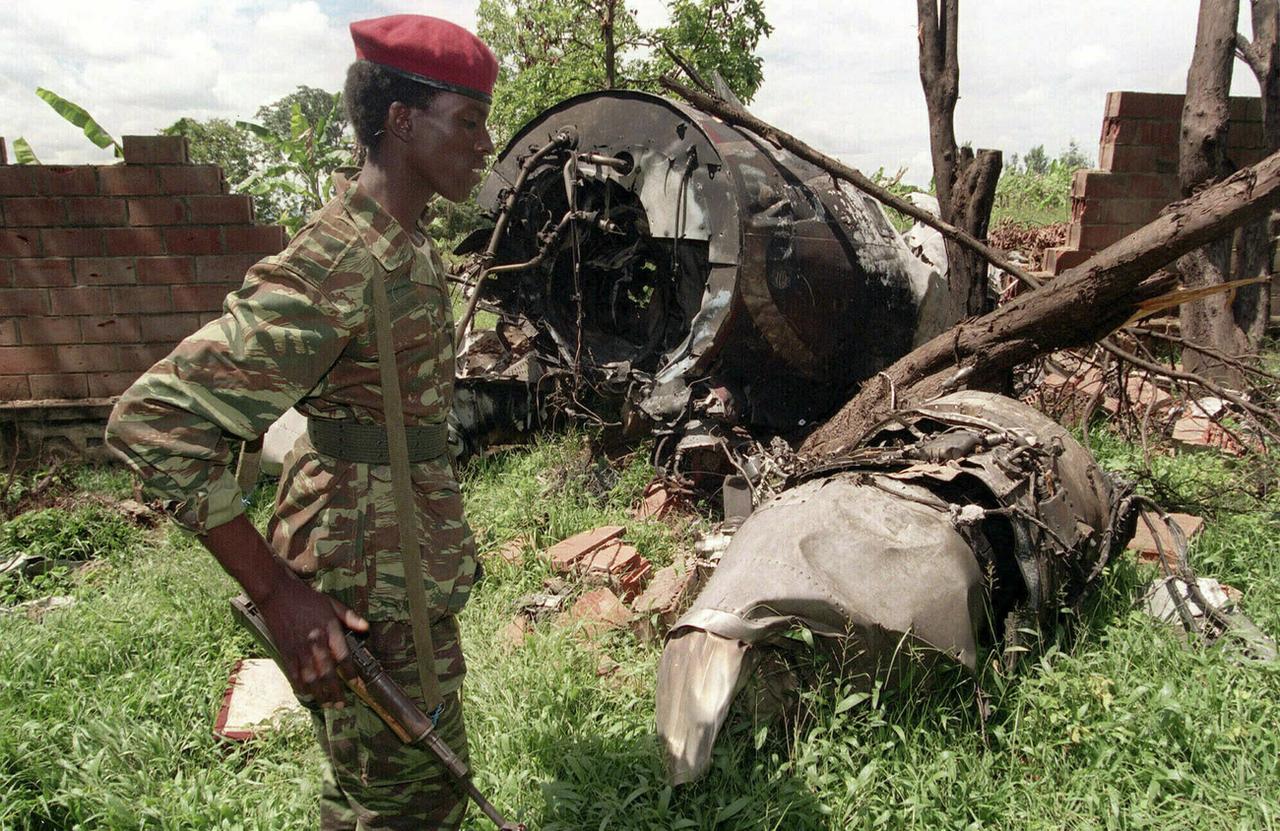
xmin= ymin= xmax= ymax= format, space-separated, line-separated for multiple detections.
xmin=105 ymin=179 xmax=477 ymax=830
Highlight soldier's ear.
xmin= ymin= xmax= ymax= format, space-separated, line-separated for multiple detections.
xmin=385 ymin=101 xmax=415 ymax=145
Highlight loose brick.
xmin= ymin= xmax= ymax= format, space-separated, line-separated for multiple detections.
xmin=3 ymin=196 xmax=66 ymax=226
xmin=73 ymin=257 xmax=137 ymax=285
xmin=0 ymin=230 xmax=40 ymax=257
xmin=127 ymin=196 xmax=188 ymax=226
xmin=0 ymin=318 xmax=17 ymax=345
xmin=0 ymin=375 xmax=32 ymax=401
xmin=195 ymin=254 xmax=256 ymax=283
xmin=18 ymin=316 xmax=81 ymax=345
xmin=103 ymin=227 xmax=165 ymax=256
xmin=0 ymin=288 xmax=49 ymax=315
xmin=1040 ymin=246 xmax=1093 ymax=275
xmin=164 ymin=226 xmax=223 ymax=255
xmin=0 ymin=345 xmax=101 ymax=374
xmin=122 ymin=135 xmax=189 ymax=165
xmin=65 ymin=196 xmax=128 ymax=226
xmin=41 ymin=228 xmax=103 ymax=257
xmin=88 ymin=371 xmax=141 ymax=398
xmin=188 ymin=195 xmax=253 ymax=224
xmin=170 ymin=284 xmax=231 ymax=312
xmin=561 ymin=587 xmax=632 ymax=637
xmin=81 ymin=315 xmax=141 ymax=344
xmin=118 ymin=343 xmax=173 ymax=371
xmin=12 ymin=258 xmax=73 ymax=287
xmin=0 ymin=166 xmax=34 ymax=196
xmin=98 ymin=165 xmax=162 ymax=195
xmin=29 ymin=373 xmax=89 ymax=399
xmin=112 ymin=285 xmax=170 ymax=312
xmin=136 ymin=256 xmax=194 ymax=284
xmin=547 ymin=525 xmax=626 ymax=573
xmin=224 ymin=225 xmax=286 ymax=254
xmin=158 ymin=165 xmax=224 ymax=195
xmin=48 ymin=286 xmax=113 ymax=316
xmin=139 ymin=312 xmax=201 ymax=343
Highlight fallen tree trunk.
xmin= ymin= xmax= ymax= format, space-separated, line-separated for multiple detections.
xmin=802 ymin=151 xmax=1280 ymax=457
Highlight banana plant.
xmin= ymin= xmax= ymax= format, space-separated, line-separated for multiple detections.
xmin=237 ymin=94 xmax=353 ymax=235
xmin=34 ymin=87 xmax=122 ymax=158
xmin=11 ymin=138 xmax=40 ymax=165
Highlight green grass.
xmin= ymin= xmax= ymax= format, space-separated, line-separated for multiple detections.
xmin=2 ymin=427 xmax=1278 ymax=829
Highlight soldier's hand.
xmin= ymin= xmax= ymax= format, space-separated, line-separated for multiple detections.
xmin=257 ymin=578 xmax=369 ymax=707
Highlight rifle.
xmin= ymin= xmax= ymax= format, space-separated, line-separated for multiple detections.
xmin=230 ymin=595 xmax=525 ymax=831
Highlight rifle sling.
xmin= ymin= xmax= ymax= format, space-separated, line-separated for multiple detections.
xmin=369 ymin=266 xmax=443 ymax=715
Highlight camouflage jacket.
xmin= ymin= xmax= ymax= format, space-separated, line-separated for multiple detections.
xmin=106 ymin=181 xmax=477 ymax=662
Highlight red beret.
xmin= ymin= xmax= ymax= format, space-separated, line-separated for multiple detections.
xmin=350 ymin=14 xmax=498 ymax=104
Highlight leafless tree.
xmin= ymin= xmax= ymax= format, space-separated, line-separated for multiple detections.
xmin=1178 ymin=0 xmax=1279 ymax=384
xmin=917 ymin=0 xmax=1003 ymax=321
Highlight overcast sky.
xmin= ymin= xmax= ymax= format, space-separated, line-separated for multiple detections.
xmin=0 ymin=1 xmax=1263 ymax=186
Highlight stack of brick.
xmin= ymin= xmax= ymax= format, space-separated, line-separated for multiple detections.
xmin=0 ymin=135 xmax=286 ymax=403
xmin=1041 ymin=91 xmax=1268 ymax=274
xmin=547 ymin=525 xmax=653 ymax=601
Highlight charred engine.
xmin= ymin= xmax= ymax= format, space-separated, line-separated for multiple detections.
xmin=655 ymin=391 xmax=1140 ymax=784
xmin=456 ymin=91 xmax=948 ymax=438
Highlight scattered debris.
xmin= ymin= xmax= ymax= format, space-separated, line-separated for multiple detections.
xmin=502 ymin=615 xmax=533 ymax=649
xmin=561 ymin=587 xmax=633 ymax=638
xmin=1141 ymin=576 xmax=1238 ymax=624
xmin=485 ymin=536 xmax=528 ymax=566
xmin=514 ymin=578 xmax=573 ymax=623
xmin=5 ymin=594 xmax=75 ymax=621
xmin=631 ymin=563 xmax=700 ymax=642
xmin=595 ymin=655 xmax=621 ymax=677
xmin=1127 ymin=511 xmax=1205 ymax=566
xmin=547 ymin=525 xmax=626 ymax=573
xmin=213 ymin=658 xmax=305 ymax=742
xmin=633 ymin=480 xmax=685 ymax=520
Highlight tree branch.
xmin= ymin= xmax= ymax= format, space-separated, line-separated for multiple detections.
xmin=658 ymin=74 xmax=1043 ymax=291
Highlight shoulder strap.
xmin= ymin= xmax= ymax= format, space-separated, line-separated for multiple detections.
xmin=369 ymin=265 xmax=443 ymax=713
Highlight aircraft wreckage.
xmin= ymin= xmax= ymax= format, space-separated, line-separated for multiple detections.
xmin=451 ymin=90 xmax=950 ymax=450
xmin=450 ymin=91 xmax=1141 ymax=785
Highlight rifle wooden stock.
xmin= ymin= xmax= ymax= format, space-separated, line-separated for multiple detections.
xmin=229 ymin=595 xmax=524 ymax=830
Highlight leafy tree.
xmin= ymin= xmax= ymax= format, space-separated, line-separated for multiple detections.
xmin=239 ymin=93 xmax=354 ymax=235
xmin=161 ymin=117 xmax=276 ymax=218
xmin=1022 ymin=144 xmax=1049 ymax=175
xmin=255 ymin=86 xmax=348 ymax=149
xmin=477 ymin=0 xmax=771 ymax=144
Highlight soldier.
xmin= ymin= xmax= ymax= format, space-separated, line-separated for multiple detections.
xmin=105 ymin=15 xmax=497 ymax=830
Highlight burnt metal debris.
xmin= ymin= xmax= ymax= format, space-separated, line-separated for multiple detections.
xmin=655 ymin=391 xmax=1140 ymax=785
xmin=453 ymin=90 xmax=949 ymax=446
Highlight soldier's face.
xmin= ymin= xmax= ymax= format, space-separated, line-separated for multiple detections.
xmin=407 ymin=92 xmax=494 ymax=203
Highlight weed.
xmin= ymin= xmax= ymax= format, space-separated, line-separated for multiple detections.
xmin=1 ymin=425 xmax=1277 ymax=829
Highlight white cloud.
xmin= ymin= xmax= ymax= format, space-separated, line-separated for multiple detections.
xmin=0 ymin=0 xmax=1268 ymax=183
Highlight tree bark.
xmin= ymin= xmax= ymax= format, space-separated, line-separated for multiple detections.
xmin=1232 ymin=0 xmax=1280 ymax=342
xmin=917 ymin=0 xmax=1003 ymax=320
xmin=1179 ymin=0 xmax=1250 ymax=385
xmin=801 ymin=148 xmax=1280 ymax=459
xmin=602 ymin=0 xmax=618 ymax=88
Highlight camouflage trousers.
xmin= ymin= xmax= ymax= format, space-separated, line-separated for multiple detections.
xmin=311 ymin=615 xmax=469 ymax=831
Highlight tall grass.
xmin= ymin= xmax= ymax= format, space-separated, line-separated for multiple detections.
xmin=2 ymin=428 xmax=1278 ymax=829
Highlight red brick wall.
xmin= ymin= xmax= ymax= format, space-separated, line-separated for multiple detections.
xmin=0 ymin=135 xmax=286 ymax=403
xmin=1042 ymin=91 xmax=1268 ymax=273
